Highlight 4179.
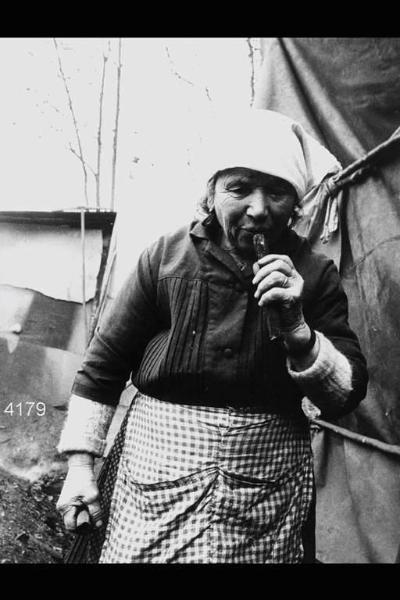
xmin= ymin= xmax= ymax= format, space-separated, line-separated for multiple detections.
xmin=3 ymin=402 xmax=46 ymax=417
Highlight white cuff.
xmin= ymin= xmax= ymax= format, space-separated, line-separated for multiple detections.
xmin=57 ymin=395 xmax=116 ymax=457
xmin=287 ymin=331 xmax=353 ymax=412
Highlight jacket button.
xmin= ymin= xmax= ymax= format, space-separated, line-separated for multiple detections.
xmin=234 ymin=283 xmax=242 ymax=292
xmin=223 ymin=348 xmax=234 ymax=358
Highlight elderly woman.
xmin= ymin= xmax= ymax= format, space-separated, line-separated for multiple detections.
xmin=56 ymin=109 xmax=368 ymax=563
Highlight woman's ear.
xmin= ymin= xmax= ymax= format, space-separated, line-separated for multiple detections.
xmin=288 ymin=202 xmax=303 ymax=228
xmin=195 ymin=174 xmax=218 ymax=222
xmin=205 ymin=175 xmax=217 ymax=212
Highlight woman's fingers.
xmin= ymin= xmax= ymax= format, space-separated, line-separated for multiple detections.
xmin=253 ymin=273 xmax=304 ymax=308
xmin=87 ymin=501 xmax=103 ymax=528
xmin=257 ymin=287 xmax=293 ymax=307
xmin=58 ymin=501 xmax=82 ymax=531
xmin=76 ymin=509 xmax=91 ymax=532
xmin=252 ymin=253 xmax=303 ymax=307
xmin=252 ymin=257 xmax=294 ymax=284
xmin=255 ymin=253 xmax=294 ymax=269
xmin=58 ymin=499 xmax=103 ymax=532
xmin=254 ymin=271 xmax=292 ymax=299
xmin=56 ymin=473 xmax=102 ymax=532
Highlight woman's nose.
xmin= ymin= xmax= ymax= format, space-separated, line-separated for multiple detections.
xmin=246 ymin=190 xmax=269 ymax=220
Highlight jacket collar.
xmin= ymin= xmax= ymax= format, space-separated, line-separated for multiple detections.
xmin=189 ymin=217 xmax=252 ymax=282
xmin=190 ymin=215 xmax=302 ymax=257
xmin=189 ymin=216 xmax=303 ymax=286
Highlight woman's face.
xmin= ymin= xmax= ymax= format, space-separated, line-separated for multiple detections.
xmin=212 ymin=167 xmax=297 ymax=258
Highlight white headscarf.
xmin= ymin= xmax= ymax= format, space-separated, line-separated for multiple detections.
xmin=201 ymin=108 xmax=341 ymax=202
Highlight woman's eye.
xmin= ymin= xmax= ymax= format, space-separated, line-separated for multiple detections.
xmin=227 ymin=184 xmax=250 ymax=196
xmin=224 ymin=180 xmax=293 ymax=199
xmin=264 ymin=188 xmax=289 ymax=200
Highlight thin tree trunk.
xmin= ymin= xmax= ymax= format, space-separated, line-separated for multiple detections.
xmin=53 ymin=38 xmax=89 ymax=207
xmin=96 ymin=50 xmax=109 ymax=209
xmin=111 ymin=38 xmax=122 ymax=211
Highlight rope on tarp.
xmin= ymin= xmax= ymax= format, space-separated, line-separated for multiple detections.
xmin=302 ymin=130 xmax=400 ymax=456
xmin=325 ymin=132 xmax=400 ymax=196
xmin=316 ymin=132 xmax=400 ymax=244
xmin=311 ymin=417 xmax=400 ymax=458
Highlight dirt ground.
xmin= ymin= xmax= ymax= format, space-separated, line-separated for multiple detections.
xmin=0 ymin=466 xmax=74 ymax=564
xmin=0 ymin=385 xmax=130 ymax=564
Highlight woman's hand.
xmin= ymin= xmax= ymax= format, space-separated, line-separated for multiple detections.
xmin=252 ymin=254 xmax=318 ymax=362
xmin=56 ymin=452 xmax=103 ymax=533
xmin=252 ymin=254 xmax=304 ymax=329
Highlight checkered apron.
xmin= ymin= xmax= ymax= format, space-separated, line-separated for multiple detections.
xmin=97 ymin=393 xmax=314 ymax=564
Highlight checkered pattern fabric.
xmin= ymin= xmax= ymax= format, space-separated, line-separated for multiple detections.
xmin=98 ymin=394 xmax=314 ymax=564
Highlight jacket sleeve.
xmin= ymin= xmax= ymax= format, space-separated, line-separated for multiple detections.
xmin=57 ymin=394 xmax=116 ymax=456
xmin=299 ymin=257 xmax=369 ymax=419
xmin=71 ymin=247 xmax=161 ymax=407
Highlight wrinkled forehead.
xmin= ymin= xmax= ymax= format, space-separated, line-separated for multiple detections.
xmin=213 ymin=167 xmax=297 ymax=194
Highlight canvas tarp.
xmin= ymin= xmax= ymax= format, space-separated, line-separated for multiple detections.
xmin=254 ymin=37 xmax=400 ymax=562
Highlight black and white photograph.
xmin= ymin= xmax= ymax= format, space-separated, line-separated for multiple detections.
xmin=0 ymin=37 xmax=399 ymax=565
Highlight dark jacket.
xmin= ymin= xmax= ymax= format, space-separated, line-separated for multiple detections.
xmin=72 ymin=219 xmax=368 ymax=419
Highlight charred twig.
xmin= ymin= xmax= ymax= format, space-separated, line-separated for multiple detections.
xmin=16 ymin=531 xmax=63 ymax=562
xmin=29 ymin=537 xmax=63 ymax=562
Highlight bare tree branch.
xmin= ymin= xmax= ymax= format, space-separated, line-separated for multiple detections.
xmin=95 ymin=48 xmax=109 ymax=209
xmin=68 ymin=143 xmax=96 ymax=176
xmin=165 ymin=45 xmax=212 ymax=102
xmin=53 ymin=38 xmax=90 ymax=206
xmin=111 ymin=38 xmax=122 ymax=211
